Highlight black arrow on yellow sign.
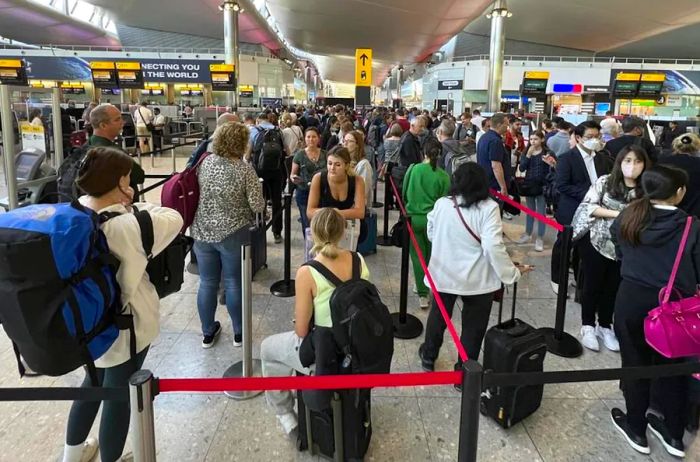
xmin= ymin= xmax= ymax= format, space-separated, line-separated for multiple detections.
xmin=360 ymin=54 xmax=369 ymax=66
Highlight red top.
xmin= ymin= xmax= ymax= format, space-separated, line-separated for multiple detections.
xmin=505 ymin=130 xmax=525 ymax=153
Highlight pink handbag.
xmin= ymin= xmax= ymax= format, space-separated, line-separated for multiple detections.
xmin=644 ymin=216 xmax=700 ymax=358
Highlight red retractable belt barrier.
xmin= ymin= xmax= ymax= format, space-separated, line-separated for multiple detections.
xmin=490 ymin=188 xmax=564 ymax=232
xmin=158 ymin=371 xmax=462 ymax=393
xmin=388 ymin=176 xmax=469 ymax=363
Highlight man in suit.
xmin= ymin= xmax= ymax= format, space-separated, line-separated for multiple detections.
xmin=551 ymin=120 xmax=613 ymax=294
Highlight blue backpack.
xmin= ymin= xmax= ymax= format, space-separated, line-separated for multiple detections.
xmin=0 ymin=201 xmax=133 ymax=384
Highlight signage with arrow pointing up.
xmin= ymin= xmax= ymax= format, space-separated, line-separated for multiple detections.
xmin=355 ymin=48 xmax=372 ymax=87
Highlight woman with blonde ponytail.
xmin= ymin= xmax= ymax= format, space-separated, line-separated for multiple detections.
xmin=260 ymin=208 xmax=370 ymax=437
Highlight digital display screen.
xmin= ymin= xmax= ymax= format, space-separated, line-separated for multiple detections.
xmin=521 ymin=79 xmax=548 ymax=95
xmin=100 ymin=88 xmax=121 ymax=95
xmin=613 ymin=80 xmax=639 ymax=96
xmin=92 ymin=69 xmax=118 ymax=88
xmin=637 ymin=82 xmax=663 ymax=96
xmin=117 ymin=70 xmax=144 ymax=89
xmin=16 ymin=154 xmax=38 ymax=181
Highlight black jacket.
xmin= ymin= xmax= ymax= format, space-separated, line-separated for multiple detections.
xmin=398 ymin=130 xmax=422 ymax=167
xmin=612 ymin=208 xmax=700 ymax=296
xmin=555 ymin=147 xmax=613 ymax=225
xmin=604 ymin=134 xmax=658 ymax=163
xmin=659 ymin=155 xmax=700 ymax=218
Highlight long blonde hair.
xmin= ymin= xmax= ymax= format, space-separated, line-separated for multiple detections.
xmin=310 ymin=208 xmax=346 ymax=258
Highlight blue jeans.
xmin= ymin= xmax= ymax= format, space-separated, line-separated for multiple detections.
xmin=295 ymin=188 xmax=310 ymax=238
xmin=525 ymin=195 xmax=546 ymax=237
xmin=193 ymin=227 xmax=247 ymax=336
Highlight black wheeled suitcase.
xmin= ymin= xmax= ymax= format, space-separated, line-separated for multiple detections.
xmin=297 ymin=388 xmax=372 ymax=461
xmin=250 ymin=212 xmax=267 ymax=277
xmin=481 ymin=283 xmax=547 ymax=428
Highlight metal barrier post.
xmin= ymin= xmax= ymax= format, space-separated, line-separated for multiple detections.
xmin=51 ymin=87 xmax=64 ymax=168
xmin=377 ymin=165 xmax=393 ymax=246
xmin=0 ymin=84 xmax=18 ymax=210
xmin=223 ymin=242 xmax=263 ymax=400
xmin=171 ymin=147 xmax=176 ymax=173
xmin=129 ymin=370 xmax=157 ymax=462
xmin=537 ymin=226 xmax=583 ymax=358
xmin=457 ymin=360 xmax=482 ymax=462
xmin=270 ymin=193 xmax=295 ymax=297
xmin=392 ymin=215 xmax=423 ymax=339
xmin=371 ymin=153 xmax=383 ymax=209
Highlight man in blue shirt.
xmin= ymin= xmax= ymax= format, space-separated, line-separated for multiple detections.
xmin=477 ymin=112 xmax=510 ymax=196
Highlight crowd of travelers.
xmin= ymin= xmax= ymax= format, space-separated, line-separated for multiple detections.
xmin=2 ymin=99 xmax=699 ymax=461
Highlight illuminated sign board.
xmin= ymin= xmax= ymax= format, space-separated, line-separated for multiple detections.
xmin=0 ymin=59 xmax=28 ymax=86
xmin=209 ymin=63 xmax=236 ymax=91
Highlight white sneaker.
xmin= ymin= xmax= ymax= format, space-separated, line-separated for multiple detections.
xmin=596 ymin=326 xmax=620 ymax=352
xmin=516 ymin=233 xmax=531 ymax=244
xmin=550 ymin=281 xmax=559 ymax=295
xmin=64 ymin=437 xmax=98 ymax=462
xmin=277 ymin=412 xmax=298 ymax=436
xmin=419 ymin=296 xmax=429 ymax=309
xmin=535 ymin=238 xmax=544 ymax=252
xmin=580 ymin=325 xmax=600 ymax=352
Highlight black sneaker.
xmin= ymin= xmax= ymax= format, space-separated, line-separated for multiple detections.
xmin=647 ymin=413 xmax=685 ymax=458
xmin=611 ymin=408 xmax=650 ymax=455
xmin=202 ymin=321 xmax=222 ymax=349
xmin=418 ymin=344 xmax=435 ymax=372
xmin=233 ymin=333 xmax=242 ymax=347
xmin=273 ymin=233 xmax=283 ymax=244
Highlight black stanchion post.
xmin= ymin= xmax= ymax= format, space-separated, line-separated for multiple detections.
xmin=271 ymin=193 xmax=295 ymax=297
xmin=377 ymin=165 xmax=393 ymax=246
xmin=371 ymin=155 xmax=383 ymax=209
xmin=392 ymin=215 xmax=424 ymax=339
xmin=457 ymin=360 xmax=483 ymax=462
xmin=536 ymin=226 xmax=583 ymax=358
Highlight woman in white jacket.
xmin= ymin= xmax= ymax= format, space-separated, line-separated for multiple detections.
xmin=418 ymin=162 xmax=531 ymax=372
xmin=62 ymin=147 xmax=183 ymax=462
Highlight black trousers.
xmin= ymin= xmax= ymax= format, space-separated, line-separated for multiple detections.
xmin=577 ymin=235 xmax=620 ymax=328
xmin=261 ymin=171 xmax=283 ymax=235
xmin=550 ymin=230 xmax=580 ymax=285
xmin=422 ymin=291 xmax=494 ymax=367
xmin=614 ymin=280 xmax=688 ymax=439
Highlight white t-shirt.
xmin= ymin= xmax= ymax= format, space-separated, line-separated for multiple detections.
xmin=354 ymin=158 xmax=373 ymax=209
xmin=134 ymin=106 xmax=154 ymax=127
xmin=282 ymin=125 xmax=304 ymax=156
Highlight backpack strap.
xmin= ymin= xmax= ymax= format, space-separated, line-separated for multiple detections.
xmin=133 ymin=208 xmax=155 ymax=260
xmin=303 ymin=260 xmax=344 ymax=287
xmin=350 ymin=252 xmax=361 ymax=281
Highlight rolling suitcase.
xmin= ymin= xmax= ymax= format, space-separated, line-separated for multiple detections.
xmin=297 ymin=388 xmax=372 ymax=461
xmin=250 ymin=212 xmax=267 ymax=277
xmin=481 ymin=283 xmax=546 ymax=428
xmin=357 ymin=210 xmax=377 ymax=256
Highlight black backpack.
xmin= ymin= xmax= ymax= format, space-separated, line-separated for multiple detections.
xmin=304 ymin=253 xmax=394 ymax=374
xmin=103 ymin=207 xmax=193 ymax=299
xmin=57 ymin=144 xmax=89 ymax=201
xmin=253 ymin=127 xmax=284 ymax=173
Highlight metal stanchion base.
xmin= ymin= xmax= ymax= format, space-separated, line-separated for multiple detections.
xmin=377 ymin=236 xmax=393 ymax=247
xmin=372 ymin=201 xmax=384 ymax=208
xmin=391 ymin=313 xmax=423 ymax=339
xmin=270 ymin=279 xmax=296 ymax=298
xmin=223 ymin=360 xmax=263 ymax=400
xmin=536 ymin=328 xmax=583 ymax=358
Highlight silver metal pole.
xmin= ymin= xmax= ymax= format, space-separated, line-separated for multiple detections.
xmin=223 ymin=2 xmax=240 ymax=111
xmin=51 ymin=87 xmax=64 ymax=168
xmin=223 ymin=241 xmax=262 ymax=400
xmin=1 ymin=85 xmax=18 ymax=210
xmin=171 ymin=147 xmax=176 ymax=173
xmin=486 ymin=0 xmax=508 ymax=113
xmin=129 ymin=370 xmax=157 ymax=462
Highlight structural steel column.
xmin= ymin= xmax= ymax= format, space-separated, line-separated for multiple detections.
xmin=223 ymin=1 xmax=240 ymax=111
xmin=486 ymin=0 xmax=508 ymax=113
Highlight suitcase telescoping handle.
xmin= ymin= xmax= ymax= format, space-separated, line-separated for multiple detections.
xmin=497 ymin=282 xmax=518 ymax=324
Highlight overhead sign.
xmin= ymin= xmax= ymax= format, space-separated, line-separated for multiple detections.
xmin=584 ymin=85 xmax=610 ymax=93
xmin=615 ymin=72 xmax=641 ymax=81
xmin=209 ymin=63 xmax=236 ymax=91
xmin=524 ymin=71 xmax=550 ymax=80
xmin=90 ymin=61 xmax=117 ymax=88
xmin=641 ymin=73 xmax=665 ymax=82
xmin=354 ymin=48 xmax=372 ymax=87
xmin=115 ymin=61 xmax=144 ymax=89
xmin=0 ymin=59 xmax=28 ymax=86
xmin=552 ymin=83 xmax=583 ymax=93
xmin=239 ymin=84 xmax=254 ymax=97
xmin=438 ymin=80 xmax=464 ymax=91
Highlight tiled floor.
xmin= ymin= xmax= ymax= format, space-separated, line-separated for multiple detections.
xmin=0 ymin=150 xmax=699 ymax=461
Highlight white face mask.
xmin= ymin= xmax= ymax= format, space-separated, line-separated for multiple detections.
xmin=582 ymin=138 xmax=603 ymax=152
xmin=621 ymin=163 xmax=643 ymax=180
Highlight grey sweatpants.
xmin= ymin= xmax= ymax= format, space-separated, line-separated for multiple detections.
xmin=260 ymin=331 xmax=312 ymax=416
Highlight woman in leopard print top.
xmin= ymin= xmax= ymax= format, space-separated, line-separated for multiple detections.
xmin=191 ymin=121 xmax=265 ymax=348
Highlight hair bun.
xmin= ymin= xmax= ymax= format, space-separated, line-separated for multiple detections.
xmin=681 ymin=135 xmax=692 ymax=145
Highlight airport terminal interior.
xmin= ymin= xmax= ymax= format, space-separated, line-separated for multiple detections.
xmin=1 ymin=0 xmax=700 ymax=461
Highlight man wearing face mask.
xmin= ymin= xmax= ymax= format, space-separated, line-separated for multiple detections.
xmin=550 ymin=121 xmax=613 ymax=294
xmin=604 ymin=116 xmax=658 ymax=163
